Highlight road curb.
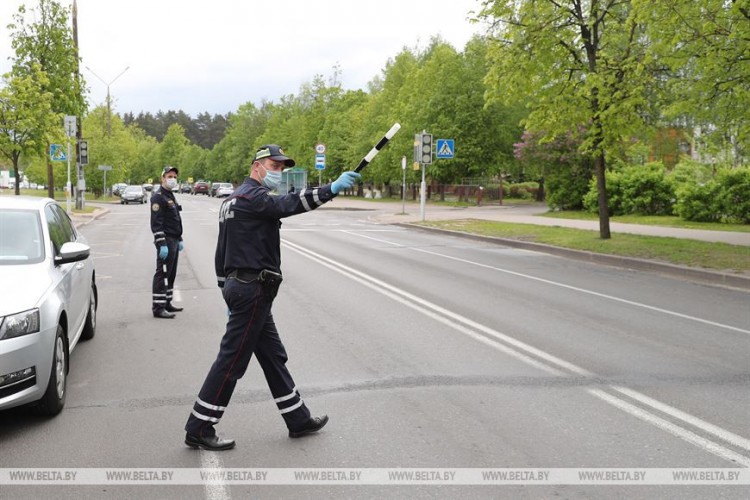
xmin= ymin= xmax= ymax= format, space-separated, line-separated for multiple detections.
xmin=397 ymin=223 xmax=750 ymax=291
xmin=72 ymin=207 xmax=110 ymax=228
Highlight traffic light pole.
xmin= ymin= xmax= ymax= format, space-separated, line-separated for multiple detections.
xmin=420 ymin=163 xmax=426 ymax=221
xmin=63 ymin=115 xmax=76 ymax=214
xmin=419 ymin=130 xmax=432 ymax=222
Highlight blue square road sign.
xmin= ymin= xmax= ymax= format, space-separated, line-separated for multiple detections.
xmin=436 ymin=139 xmax=455 ymax=159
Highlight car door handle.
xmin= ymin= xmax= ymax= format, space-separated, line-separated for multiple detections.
xmin=75 ymin=262 xmax=85 ymax=270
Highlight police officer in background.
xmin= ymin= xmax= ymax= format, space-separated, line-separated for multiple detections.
xmin=184 ymin=144 xmax=360 ymax=451
xmin=151 ymin=166 xmax=184 ymax=319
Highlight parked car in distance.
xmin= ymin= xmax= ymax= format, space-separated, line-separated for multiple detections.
xmin=180 ymin=183 xmax=191 ymax=194
xmin=112 ymin=183 xmax=128 ymax=197
xmin=214 ymin=183 xmax=234 ymax=198
xmin=142 ymin=183 xmax=153 ymax=192
xmin=192 ymin=181 xmax=209 ymax=195
xmin=0 ymin=196 xmax=97 ymax=416
xmin=120 ymin=185 xmax=147 ymax=204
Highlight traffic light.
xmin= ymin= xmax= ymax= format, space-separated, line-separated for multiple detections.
xmin=420 ymin=133 xmax=433 ymax=164
xmin=78 ymin=140 xmax=89 ymax=165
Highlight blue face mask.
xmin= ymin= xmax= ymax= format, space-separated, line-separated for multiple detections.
xmin=262 ymin=170 xmax=282 ymax=190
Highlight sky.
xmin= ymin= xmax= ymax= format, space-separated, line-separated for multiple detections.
xmin=1 ymin=0 xmax=487 ymax=117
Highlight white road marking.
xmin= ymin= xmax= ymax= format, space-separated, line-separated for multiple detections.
xmin=200 ymin=450 xmax=230 ymax=500
xmin=343 ymin=230 xmax=750 ymax=336
xmin=589 ymin=389 xmax=750 ymax=467
xmin=283 ymin=238 xmax=750 ymax=467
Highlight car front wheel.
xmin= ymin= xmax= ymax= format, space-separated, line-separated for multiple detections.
xmin=33 ymin=325 xmax=67 ymax=416
xmin=81 ymin=281 xmax=97 ymax=340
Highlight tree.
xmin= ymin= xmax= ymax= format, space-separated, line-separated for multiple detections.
xmin=81 ymin=105 xmax=140 ymax=194
xmin=479 ymin=0 xmax=656 ymax=238
xmin=637 ymin=0 xmax=750 ymax=164
xmin=8 ymin=0 xmax=85 ymax=198
xmin=159 ymin=124 xmax=190 ymax=175
xmin=0 ymin=66 xmax=59 ymax=195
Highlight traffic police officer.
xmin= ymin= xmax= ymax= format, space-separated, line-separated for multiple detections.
xmin=151 ymin=166 xmax=184 ymax=319
xmin=184 ymin=144 xmax=360 ymax=451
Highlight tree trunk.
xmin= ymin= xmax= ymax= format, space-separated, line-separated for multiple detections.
xmin=13 ymin=162 xmax=20 ymax=196
xmin=594 ymin=154 xmax=611 ymax=239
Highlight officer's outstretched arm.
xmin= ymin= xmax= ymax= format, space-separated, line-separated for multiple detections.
xmin=331 ymin=171 xmax=361 ymax=195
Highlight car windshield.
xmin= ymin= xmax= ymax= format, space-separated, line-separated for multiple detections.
xmin=0 ymin=209 xmax=44 ymax=265
xmin=124 ymin=186 xmax=141 ymax=193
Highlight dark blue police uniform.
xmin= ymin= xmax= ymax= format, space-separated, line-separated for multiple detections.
xmin=150 ymin=185 xmax=183 ymax=315
xmin=184 ymin=177 xmax=336 ymax=439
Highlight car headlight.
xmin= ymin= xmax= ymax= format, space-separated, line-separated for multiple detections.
xmin=0 ymin=309 xmax=40 ymax=340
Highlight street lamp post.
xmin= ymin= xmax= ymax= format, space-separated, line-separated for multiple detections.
xmin=401 ymin=156 xmax=406 ymax=215
xmin=85 ymin=65 xmax=129 ymax=135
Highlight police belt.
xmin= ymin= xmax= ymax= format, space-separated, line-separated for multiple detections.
xmin=228 ymin=269 xmax=282 ymax=285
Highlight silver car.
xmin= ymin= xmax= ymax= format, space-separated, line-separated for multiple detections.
xmin=215 ymin=183 xmax=234 ymax=198
xmin=0 ymin=196 xmax=97 ymax=415
xmin=120 ymin=185 xmax=147 ymax=204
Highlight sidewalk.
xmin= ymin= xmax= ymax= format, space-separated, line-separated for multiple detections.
xmin=326 ymin=198 xmax=750 ymax=247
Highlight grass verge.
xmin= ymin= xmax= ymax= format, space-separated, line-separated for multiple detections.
xmin=419 ymin=219 xmax=750 ymax=273
xmin=541 ymin=211 xmax=750 ymax=233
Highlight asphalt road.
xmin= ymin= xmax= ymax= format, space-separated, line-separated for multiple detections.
xmin=1 ymin=193 xmax=748 ymax=499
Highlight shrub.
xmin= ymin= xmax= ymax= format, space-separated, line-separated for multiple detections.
xmin=676 ymin=167 xmax=750 ymax=223
xmin=546 ymin=161 xmax=594 ymax=210
xmin=669 ymin=158 xmax=714 ymax=189
xmin=507 ymin=182 xmax=538 ymax=200
xmin=583 ymin=162 xmax=675 ymax=216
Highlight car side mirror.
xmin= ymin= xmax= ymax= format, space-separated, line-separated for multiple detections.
xmin=55 ymin=242 xmax=90 ymax=265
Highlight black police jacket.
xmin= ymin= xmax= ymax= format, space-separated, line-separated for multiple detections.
xmin=215 ymin=178 xmax=336 ymax=287
xmin=150 ymin=187 xmax=183 ymax=246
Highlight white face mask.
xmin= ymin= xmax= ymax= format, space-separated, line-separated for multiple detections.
xmin=262 ymin=170 xmax=282 ymax=190
xmin=165 ymin=178 xmax=178 ymax=190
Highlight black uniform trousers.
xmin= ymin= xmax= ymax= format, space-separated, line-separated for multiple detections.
xmin=184 ymin=277 xmax=310 ymax=438
xmin=152 ymin=237 xmax=179 ymax=313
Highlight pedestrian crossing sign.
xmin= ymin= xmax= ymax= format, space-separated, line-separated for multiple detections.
xmin=50 ymin=144 xmax=66 ymax=162
xmin=436 ymin=139 xmax=455 ymax=159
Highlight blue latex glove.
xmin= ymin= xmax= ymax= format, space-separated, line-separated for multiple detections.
xmin=331 ymin=171 xmax=361 ymax=194
xmin=158 ymin=245 xmax=168 ymax=260
xmin=178 ymin=241 xmax=184 ymax=252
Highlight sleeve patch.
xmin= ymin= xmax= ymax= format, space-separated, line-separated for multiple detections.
xmin=152 ymin=203 xmax=160 ymax=212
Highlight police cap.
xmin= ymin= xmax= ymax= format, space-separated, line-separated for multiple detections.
xmin=255 ymin=144 xmax=295 ymax=167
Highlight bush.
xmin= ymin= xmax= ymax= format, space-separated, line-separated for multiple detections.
xmin=668 ymin=158 xmax=714 ymax=189
xmin=676 ymin=167 xmax=750 ymax=223
xmin=583 ymin=162 xmax=675 ymax=216
xmin=506 ymin=182 xmax=539 ymax=200
xmin=546 ymin=161 xmax=594 ymax=210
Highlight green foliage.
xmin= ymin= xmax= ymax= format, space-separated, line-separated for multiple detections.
xmin=676 ymin=167 xmax=750 ymax=223
xmin=505 ymin=182 xmax=538 ymax=200
xmin=668 ymin=158 xmax=715 ymax=189
xmin=547 ymin=160 xmax=594 ymax=211
xmin=9 ymin=1 xmax=84 ymax=118
xmin=636 ymin=0 xmax=750 ymax=161
xmin=584 ymin=162 xmax=676 ymax=216
xmin=0 ymin=65 xmax=60 ymax=193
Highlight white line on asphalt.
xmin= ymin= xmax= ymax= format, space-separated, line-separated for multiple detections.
xmin=199 ymin=450 xmax=230 ymax=500
xmin=589 ymin=389 xmax=750 ymax=467
xmin=342 ymin=231 xmax=750 ymax=336
xmin=282 ymin=238 xmax=750 ymax=466
xmin=612 ymin=385 xmax=750 ymax=451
